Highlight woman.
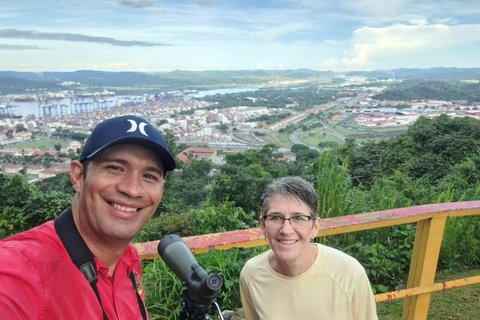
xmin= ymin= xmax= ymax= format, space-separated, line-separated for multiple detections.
xmin=240 ymin=176 xmax=377 ymax=320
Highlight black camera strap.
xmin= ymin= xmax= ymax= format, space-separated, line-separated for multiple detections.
xmin=54 ymin=208 xmax=147 ymax=320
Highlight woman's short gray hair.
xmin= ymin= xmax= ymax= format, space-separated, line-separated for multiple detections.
xmin=260 ymin=176 xmax=318 ymax=219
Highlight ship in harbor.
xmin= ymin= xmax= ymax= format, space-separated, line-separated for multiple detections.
xmin=14 ymin=96 xmax=37 ymax=102
xmin=78 ymin=90 xmax=116 ymax=98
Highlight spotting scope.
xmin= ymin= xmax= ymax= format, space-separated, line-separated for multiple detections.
xmin=158 ymin=234 xmax=223 ymax=308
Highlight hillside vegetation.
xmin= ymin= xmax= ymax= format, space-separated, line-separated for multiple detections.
xmin=1 ymin=114 xmax=480 ymax=319
xmin=373 ymin=80 xmax=480 ymax=102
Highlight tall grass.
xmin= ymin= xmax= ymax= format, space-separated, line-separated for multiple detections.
xmin=313 ymin=151 xmax=353 ymax=219
xmin=439 ymin=216 xmax=480 ymax=269
xmin=142 ymin=260 xmax=183 ymax=320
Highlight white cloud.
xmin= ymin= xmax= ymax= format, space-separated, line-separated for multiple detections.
xmin=2 ymin=0 xmax=480 ymax=71
xmin=323 ymin=22 xmax=480 ymax=70
xmin=352 ymin=23 xmax=480 ymax=53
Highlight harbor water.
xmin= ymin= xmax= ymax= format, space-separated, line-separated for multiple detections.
xmin=1 ymin=87 xmax=260 ymax=118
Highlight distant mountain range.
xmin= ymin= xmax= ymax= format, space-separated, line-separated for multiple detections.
xmin=346 ymin=67 xmax=480 ymax=81
xmin=0 ymin=67 xmax=479 ymax=95
xmin=373 ymin=80 xmax=480 ymax=102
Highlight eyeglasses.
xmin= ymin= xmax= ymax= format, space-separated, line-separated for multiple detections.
xmin=263 ymin=215 xmax=313 ymax=229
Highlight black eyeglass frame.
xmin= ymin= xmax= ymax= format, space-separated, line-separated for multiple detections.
xmin=262 ymin=215 xmax=314 ymax=228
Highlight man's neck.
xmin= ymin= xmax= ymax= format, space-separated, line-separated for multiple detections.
xmin=84 ymin=239 xmax=126 ymax=277
xmin=71 ymin=200 xmax=130 ymax=277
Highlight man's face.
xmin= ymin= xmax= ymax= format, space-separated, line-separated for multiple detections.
xmin=73 ymin=143 xmax=165 ymax=244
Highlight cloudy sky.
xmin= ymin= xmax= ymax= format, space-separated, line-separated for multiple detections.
xmin=1 ymin=0 xmax=479 ymax=72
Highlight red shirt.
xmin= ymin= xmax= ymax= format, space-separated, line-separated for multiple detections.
xmin=0 ymin=221 xmax=148 ymax=320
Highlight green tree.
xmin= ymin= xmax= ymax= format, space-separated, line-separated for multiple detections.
xmin=157 ymin=160 xmax=214 ymax=215
xmin=160 ymin=128 xmax=180 ymax=155
xmin=295 ymin=149 xmax=319 ymax=163
xmin=36 ymin=172 xmax=76 ymax=195
xmin=216 ymin=124 xmax=229 ymax=134
xmin=291 ymin=144 xmax=309 ymax=153
xmin=343 ymin=115 xmax=480 ymax=187
xmin=208 ymin=164 xmax=273 ymax=214
xmin=0 ymin=174 xmax=37 ymax=238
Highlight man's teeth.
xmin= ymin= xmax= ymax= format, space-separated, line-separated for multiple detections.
xmin=112 ymin=203 xmax=138 ymax=213
xmin=279 ymin=240 xmax=297 ymax=245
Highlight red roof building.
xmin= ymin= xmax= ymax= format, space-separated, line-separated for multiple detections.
xmin=176 ymin=147 xmax=217 ymax=164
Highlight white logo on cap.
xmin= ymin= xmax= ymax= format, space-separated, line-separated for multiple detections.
xmin=127 ymin=120 xmax=148 ymax=137
xmin=127 ymin=119 xmax=149 ymax=137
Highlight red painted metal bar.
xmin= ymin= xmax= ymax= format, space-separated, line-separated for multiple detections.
xmin=135 ymin=200 xmax=480 ymax=260
xmin=135 ymin=227 xmax=266 ymax=260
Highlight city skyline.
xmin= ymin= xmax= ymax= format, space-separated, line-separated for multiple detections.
xmin=1 ymin=0 xmax=479 ymax=73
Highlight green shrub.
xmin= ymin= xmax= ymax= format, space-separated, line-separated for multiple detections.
xmin=348 ymin=225 xmax=416 ymax=293
xmin=135 ymin=202 xmax=259 ymax=243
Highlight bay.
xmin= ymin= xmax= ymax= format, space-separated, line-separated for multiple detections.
xmin=1 ymin=87 xmax=260 ymax=118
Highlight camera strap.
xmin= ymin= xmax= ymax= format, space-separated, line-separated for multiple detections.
xmin=54 ymin=208 xmax=147 ymax=320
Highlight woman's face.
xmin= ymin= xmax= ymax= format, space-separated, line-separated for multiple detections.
xmin=260 ymin=194 xmax=320 ymax=268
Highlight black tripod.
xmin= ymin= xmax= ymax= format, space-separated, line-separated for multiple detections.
xmin=179 ymin=289 xmax=224 ymax=320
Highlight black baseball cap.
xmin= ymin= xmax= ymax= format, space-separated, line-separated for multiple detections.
xmin=80 ymin=115 xmax=176 ymax=173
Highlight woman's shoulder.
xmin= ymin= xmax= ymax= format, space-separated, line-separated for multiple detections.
xmin=317 ymin=243 xmax=365 ymax=273
xmin=240 ymin=249 xmax=270 ymax=277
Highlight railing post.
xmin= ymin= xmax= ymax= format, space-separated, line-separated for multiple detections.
xmin=402 ymin=215 xmax=447 ymax=320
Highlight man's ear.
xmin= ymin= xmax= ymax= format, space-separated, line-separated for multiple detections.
xmin=70 ymin=160 xmax=84 ymax=193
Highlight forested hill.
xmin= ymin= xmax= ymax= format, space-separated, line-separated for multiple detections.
xmin=372 ymin=81 xmax=480 ymax=102
xmin=0 ymin=69 xmax=335 ymax=94
xmin=347 ymin=67 xmax=480 ymax=81
xmin=1 ymin=67 xmax=480 ymax=95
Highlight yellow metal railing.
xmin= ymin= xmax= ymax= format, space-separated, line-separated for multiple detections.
xmin=135 ymin=201 xmax=480 ymax=320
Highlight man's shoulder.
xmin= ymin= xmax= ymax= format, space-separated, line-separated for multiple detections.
xmin=0 ymin=221 xmax=68 ymax=272
xmin=1 ymin=221 xmax=58 ymax=247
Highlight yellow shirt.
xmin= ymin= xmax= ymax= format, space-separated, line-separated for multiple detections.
xmin=240 ymin=243 xmax=378 ymax=320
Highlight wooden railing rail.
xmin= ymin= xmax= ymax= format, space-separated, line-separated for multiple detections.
xmin=135 ymin=201 xmax=480 ymax=320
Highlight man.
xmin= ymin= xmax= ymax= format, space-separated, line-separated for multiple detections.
xmin=0 ymin=115 xmax=176 ymax=319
